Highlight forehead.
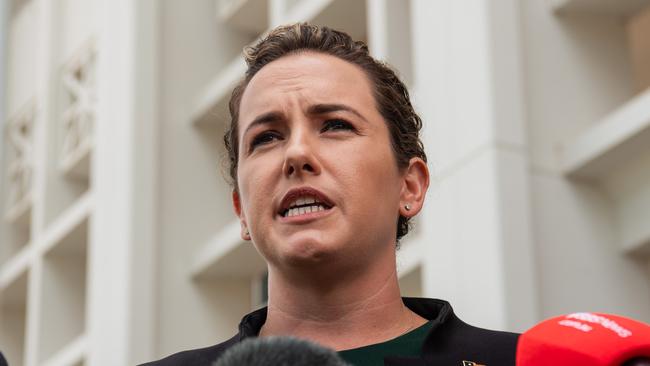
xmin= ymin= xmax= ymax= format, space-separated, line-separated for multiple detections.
xmin=239 ymin=52 xmax=376 ymax=125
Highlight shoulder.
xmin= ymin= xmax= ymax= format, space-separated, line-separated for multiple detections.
xmin=430 ymin=312 xmax=519 ymax=365
xmin=138 ymin=335 xmax=239 ymax=366
xmin=442 ymin=313 xmax=519 ymax=349
xmin=403 ymin=297 xmax=519 ymax=365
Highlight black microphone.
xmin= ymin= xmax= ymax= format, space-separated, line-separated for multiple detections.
xmin=214 ymin=336 xmax=349 ymax=366
xmin=623 ymin=358 xmax=650 ymax=366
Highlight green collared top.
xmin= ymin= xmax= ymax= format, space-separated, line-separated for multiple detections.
xmin=338 ymin=321 xmax=433 ymax=366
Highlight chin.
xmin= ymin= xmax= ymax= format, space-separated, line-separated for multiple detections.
xmin=277 ymin=235 xmax=340 ymax=266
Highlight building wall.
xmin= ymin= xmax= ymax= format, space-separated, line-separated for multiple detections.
xmin=1 ymin=1 xmax=649 ymax=365
xmin=522 ymin=0 xmax=650 ymax=320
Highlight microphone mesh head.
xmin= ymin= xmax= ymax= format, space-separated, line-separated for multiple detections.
xmin=623 ymin=357 xmax=650 ymax=366
xmin=214 ymin=336 xmax=349 ymax=366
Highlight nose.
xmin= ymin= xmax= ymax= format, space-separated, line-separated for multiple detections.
xmin=282 ymin=127 xmax=321 ymax=178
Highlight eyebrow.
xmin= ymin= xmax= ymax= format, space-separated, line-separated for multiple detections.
xmin=243 ymin=103 xmax=368 ymax=139
xmin=243 ymin=111 xmax=284 ymax=139
xmin=307 ymin=103 xmax=368 ymax=122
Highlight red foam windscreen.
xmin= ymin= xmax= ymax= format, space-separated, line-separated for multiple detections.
xmin=517 ymin=312 xmax=650 ymax=366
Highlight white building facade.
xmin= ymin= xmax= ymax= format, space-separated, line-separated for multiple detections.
xmin=0 ymin=1 xmax=649 ymax=365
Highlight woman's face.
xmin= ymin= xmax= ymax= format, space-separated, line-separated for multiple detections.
xmin=233 ymin=52 xmax=407 ymax=271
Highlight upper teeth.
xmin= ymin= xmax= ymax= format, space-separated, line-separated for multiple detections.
xmin=291 ymin=197 xmax=317 ymax=207
xmin=285 ymin=205 xmax=326 ymax=217
xmin=283 ymin=196 xmax=327 ymax=217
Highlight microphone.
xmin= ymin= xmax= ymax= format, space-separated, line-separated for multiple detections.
xmin=213 ymin=336 xmax=349 ymax=366
xmin=517 ymin=312 xmax=650 ymax=366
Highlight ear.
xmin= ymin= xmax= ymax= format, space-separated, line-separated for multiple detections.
xmin=399 ymin=158 xmax=429 ymax=217
xmin=232 ymin=190 xmax=251 ymax=241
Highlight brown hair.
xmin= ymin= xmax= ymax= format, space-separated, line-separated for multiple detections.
xmin=224 ymin=23 xmax=426 ymax=241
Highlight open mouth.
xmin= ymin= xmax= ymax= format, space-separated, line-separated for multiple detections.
xmin=278 ymin=187 xmax=334 ymax=218
xmin=281 ymin=197 xmax=332 ymax=218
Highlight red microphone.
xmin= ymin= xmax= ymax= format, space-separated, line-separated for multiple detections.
xmin=517 ymin=312 xmax=650 ymax=366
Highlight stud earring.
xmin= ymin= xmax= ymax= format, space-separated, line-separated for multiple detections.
xmin=245 ymin=229 xmax=250 ymax=236
xmin=405 ymin=204 xmax=411 ymax=211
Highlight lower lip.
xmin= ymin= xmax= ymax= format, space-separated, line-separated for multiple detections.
xmin=277 ymin=207 xmax=335 ymax=224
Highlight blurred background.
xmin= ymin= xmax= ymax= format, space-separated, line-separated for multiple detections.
xmin=0 ymin=0 xmax=649 ymax=365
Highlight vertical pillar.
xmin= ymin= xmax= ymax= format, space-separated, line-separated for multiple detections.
xmin=412 ymin=0 xmax=538 ymax=331
xmin=0 ymin=0 xmax=5 ymax=154
xmin=268 ymin=0 xmax=287 ymax=27
xmin=24 ymin=0 xmax=55 ymax=364
xmin=86 ymin=0 xmax=159 ymax=364
xmin=366 ymin=0 xmax=413 ymax=86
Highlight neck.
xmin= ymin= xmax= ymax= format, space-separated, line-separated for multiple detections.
xmin=259 ymin=251 xmax=427 ymax=350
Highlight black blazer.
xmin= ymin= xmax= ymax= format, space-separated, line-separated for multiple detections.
xmin=141 ymin=298 xmax=519 ymax=366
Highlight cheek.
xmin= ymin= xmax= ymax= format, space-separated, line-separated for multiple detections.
xmin=338 ymin=152 xmax=402 ymax=244
xmin=335 ymin=143 xmax=402 ymax=209
xmin=237 ymin=163 xmax=272 ymax=219
xmin=237 ymin=147 xmax=287 ymax=219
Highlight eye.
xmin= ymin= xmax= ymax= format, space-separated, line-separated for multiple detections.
xmin=250 ymin=131 xmax=281 ymax=151
xmin=321 ymin=119 xmax=354 ymax=132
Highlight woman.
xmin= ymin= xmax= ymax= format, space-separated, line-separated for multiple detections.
xmin=146 ymin=23 xmax=518 ymax=366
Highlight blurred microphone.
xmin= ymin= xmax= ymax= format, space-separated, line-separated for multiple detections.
xmin=517 ymin=312 xmax=650 ymax=366
xmin=214 ymin=336 xmax=349 ymax=366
